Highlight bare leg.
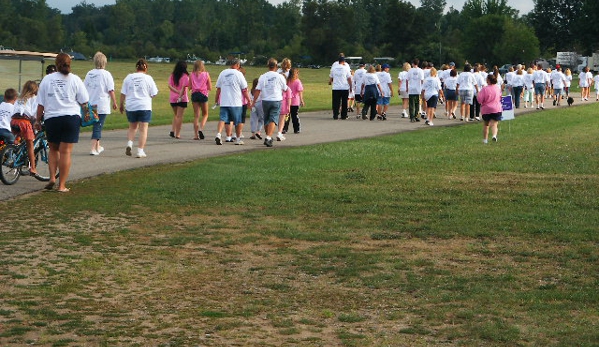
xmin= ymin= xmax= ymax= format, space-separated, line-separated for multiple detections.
xmin=57 ymin=142 xmax=74 ymax=191
xmin=26 ymin=140 xmax=36 ymax=173
xmin=138 ymin=122 xmax=149 ymax=149
xmin=48 ymin=142 xmax=59 ymax=185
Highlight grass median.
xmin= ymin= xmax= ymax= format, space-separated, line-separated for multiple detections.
xmin=1 ymin=103 xmax=598 ymax=346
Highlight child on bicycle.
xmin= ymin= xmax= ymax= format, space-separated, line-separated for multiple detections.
xmin=10 ymin=81 xmax=39 ymax=176
xmin=0 ymin=88 xmax=17 ymax=145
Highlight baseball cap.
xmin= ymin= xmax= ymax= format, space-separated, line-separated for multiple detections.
xmin=382 ymin=63 xmax=390 ymax=69
xmin=449 ymin=62 xmax=455 ymax=67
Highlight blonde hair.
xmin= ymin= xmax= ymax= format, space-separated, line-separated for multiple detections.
xmin=527 ymin=68 xmax=533 ymax=74
xmin=430 ymin=67 xmax=437 ymax=77
xmin=280 ymin=58 xmax=291 ymax=71
xmin=19 ymin=80 xmax=38 ymax=102
xmin=565 ymin=68 xmax=571 ymax=76
xmin=403 ymin=62 xmax=411 ymax=71
xmin=93 ymin=51 xmax=107 ymax=69
xmin=367 ymin=65 xmax=376 ymax=73
xmin=193 ymin=60 xmax=206 ymax=73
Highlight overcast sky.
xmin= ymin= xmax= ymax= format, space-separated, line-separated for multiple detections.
xmin=47 ymin=0 xmax=534 ymax=16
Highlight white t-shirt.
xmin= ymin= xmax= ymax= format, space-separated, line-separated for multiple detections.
xmin=473 ymin=72 xmax=486 ymax=95
xmin=407 ymin=67 xmax=424 ymax=95
xmin=38 ymin=72 xmax=89 ymax=119
xmin=505 ymin=71 xmax=515 ymax=86
xmin=422 ymin=76 xmax=442 ymax=100
xmin=353 ymin=68 xmax=366 ymax=95
xmin=532 ymin=70 xmax=547 ymax=84
xmin=84 ymin=68 xmax=115 ymax=115
xmin=511 ymin=74 xmax=525 ymax=88
xmin=13 ymin=96 xmax=38 ymax=122
xmin=444 ymin=76 xmax=457 ymax=90
xmin=256 ymin=70 xmax=287 ymax=102
xmin=594 ymin=75 xmax=599 ymax=90
xmin=579 ymin=71 xmax=591 ymax=87
xmin=524 ymin=73 xmax=534 ymax=89
xmin=120 ymin=72 xmax=158 ymax=111
xmin=361 ymin=73 xmax=381 ymax=93
xmin=330 ymin=63 xmax=352 ymax=90
xmin=456 ymin=71 xmax=477 ymax=91
xmin=564 ymin=74 xmax=572 ymax=88
xmin=398 ymin=70 xmax=408 ymax=92
xmin=0 ymin=102 xmax=14 ymax=131
xmin=215 ymin=68 xmax=249 ymax=106
xmin=378 ymin=71 xmax=392 ymax=97
xmin=550 ymin=71 xmax=565 ymax=89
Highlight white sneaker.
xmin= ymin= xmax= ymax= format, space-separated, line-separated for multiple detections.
xmin=428 ymin=122 xmax=434 ymax=126
xmin=90 ymin=149 xmax=99 ymax=156
xmin=136 ymin=148 xmax=147 ymax=158
xmin=475 ymin=116 xmax=481 ymax=121
xmin=235 ymin=139 xmax=244 ymax=145
xmin=483 ymin=139 xmax=488 ymax=144
xmin=276 ymin=134 xmax=286 ymax=141
xmin=492 ymin=136 xmax=498 ymax=142
xmin=98 ymin=146 xmax=104 ymax=154
xmin=215 ymin=134 xmax=222 ymax=145
xmin=126 ymin=141 xmax=133 ymax=156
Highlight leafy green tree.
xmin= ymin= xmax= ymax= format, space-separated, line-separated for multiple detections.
xmin=528 ymin=0 xmax=584 ymax=53
xmin=494 ymin=19 xmax=540 ymax=65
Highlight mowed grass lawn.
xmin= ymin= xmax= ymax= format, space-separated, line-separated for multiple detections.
xmin=1 ymin=101 xmax=598 ymax=346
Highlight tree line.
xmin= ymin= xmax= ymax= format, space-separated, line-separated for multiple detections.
xmin=0 ymin=0 xmax=597 ymax=67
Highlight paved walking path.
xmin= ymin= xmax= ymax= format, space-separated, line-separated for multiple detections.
xmin=0 ymin=104 xmax=539 ymax=200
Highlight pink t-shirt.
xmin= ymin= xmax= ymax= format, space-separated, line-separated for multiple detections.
xmin=279 ymin=88 xmax=292 ymax=115
xmin=288 ymin=79 xmax=304 ymax=106
xmin=477 ymin=84 xmax=502 ymax=115
xmin=190 ymin=71 xmax=210 ymax=95
xmin=169 ymin=74 xmax=190 ymax=103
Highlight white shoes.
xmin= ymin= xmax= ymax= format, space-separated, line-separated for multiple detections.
xmin=136 ymin=148 xmax=147 ymax=158
xmin=90 ymin=146 xmax=104 ymax=156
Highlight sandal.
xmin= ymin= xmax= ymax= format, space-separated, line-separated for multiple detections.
xmin=57 ymin=188 xmax=70 ymax=193
xmin=255 ymin=133 xmax=262 ymax=140
xmin=29 ymin=171 xmax=38 ymax=177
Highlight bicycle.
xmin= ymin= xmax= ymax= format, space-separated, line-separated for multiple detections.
xmin=0 ymin=127 xmax=57 ymax=185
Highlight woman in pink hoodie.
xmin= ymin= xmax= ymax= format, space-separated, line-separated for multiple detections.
xmin=477 ymin=72 xmax=503 ymax=144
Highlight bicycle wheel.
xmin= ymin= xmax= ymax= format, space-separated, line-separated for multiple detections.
xmin=0 ymin=145 xmax=21 ymax=185
xmin=33 ymin=144 xmax=58 ymax=182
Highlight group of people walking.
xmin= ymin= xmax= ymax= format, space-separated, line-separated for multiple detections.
xmin=166 ymin=57 xmax=304 ymax=148
xmin=334 ymin=55 xmax=599 ymax=144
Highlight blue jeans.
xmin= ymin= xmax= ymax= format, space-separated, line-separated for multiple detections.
xmin=91 ymin=114 xmax=107 ymax=140
xmin=0 ymin=128 xmax=15 ymax=144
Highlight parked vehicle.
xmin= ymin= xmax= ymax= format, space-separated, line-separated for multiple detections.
xmin=498 ymin=64 xmax=512 ymax=75
xmin=577 ymin=53 xmax=599 ymax=73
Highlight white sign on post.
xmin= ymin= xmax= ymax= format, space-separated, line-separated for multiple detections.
xmin=501 ymin=95 xmax=515 ymax=120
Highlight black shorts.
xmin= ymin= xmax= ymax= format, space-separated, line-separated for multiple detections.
xmin=482 ymin=112 xmax=502 ymax=122
xmin=45 ymin=115 xmax=81 ymax=143
xmin=354 ymin=94 xmax=363 ymax=103
xmin=170 ymin=102 xmax=188 ymax=108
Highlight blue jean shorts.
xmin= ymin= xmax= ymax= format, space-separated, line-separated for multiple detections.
xmin=219 ymin=106 xmax=242 ymax=125
xmin=262 ymin=100 xmax=281 ymax=126
xmin=459 ymin=90 xmax=474 ymax=105
xmin=377 ymin=96 xmax=391 ymax=105
xmin=534 ymin=83 xmax=545 ymax=96
xmin=126 ymin=110 xmax=152 ymax=123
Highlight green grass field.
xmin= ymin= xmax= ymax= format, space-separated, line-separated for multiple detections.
xmin=0 ymin=101 xmax=597 ymax=346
